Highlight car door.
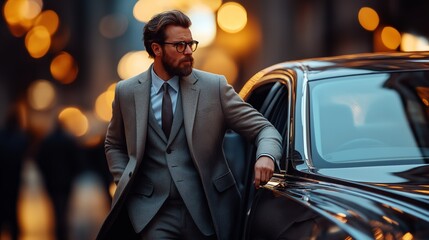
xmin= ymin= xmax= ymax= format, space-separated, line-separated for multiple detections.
xmin=223 ymin=70 xmax=294 ymax=239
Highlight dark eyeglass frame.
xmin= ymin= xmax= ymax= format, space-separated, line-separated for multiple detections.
xmin=160 ymin=40 xmax=199 ymax=53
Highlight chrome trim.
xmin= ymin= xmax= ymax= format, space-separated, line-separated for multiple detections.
xmin=298 ymin=63 xmax=315 ymax=170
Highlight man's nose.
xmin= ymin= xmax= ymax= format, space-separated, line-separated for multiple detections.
xmin=183 ymin=44 xmax=193 ymax=54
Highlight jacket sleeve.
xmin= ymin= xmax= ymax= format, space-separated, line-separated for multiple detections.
xmin=105 ymin=82 xmax=129 ymax=184
xmin=219 ymin=76 xmax=283 ymax=163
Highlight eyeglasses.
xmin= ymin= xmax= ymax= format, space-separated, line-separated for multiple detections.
xmin=161 ymin=40 xmax=199 ymax=53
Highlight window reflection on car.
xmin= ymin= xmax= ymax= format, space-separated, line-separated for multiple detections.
xmin=310 ymin=72 xmax=429 ymax=166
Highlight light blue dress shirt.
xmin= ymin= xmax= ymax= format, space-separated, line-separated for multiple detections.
xmin=150 ymin=67 xmax=179 ymax=127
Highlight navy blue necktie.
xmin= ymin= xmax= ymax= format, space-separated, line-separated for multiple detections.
xmin=162 ymin=82 xmax=173 ymax=138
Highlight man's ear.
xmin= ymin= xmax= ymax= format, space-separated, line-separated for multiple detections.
xmin=151 ymin=43 xmax=162 ymax=56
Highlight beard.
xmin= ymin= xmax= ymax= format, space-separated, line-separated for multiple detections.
xmin=161 ymin=53 xmax=194 ymax=77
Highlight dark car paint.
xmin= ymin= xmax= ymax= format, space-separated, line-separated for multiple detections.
xmin=235 ymin=52 xmax=429 ymax=240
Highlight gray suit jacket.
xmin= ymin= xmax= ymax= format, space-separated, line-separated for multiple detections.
xmin=97 ymin=67 xmax=282 ymax=240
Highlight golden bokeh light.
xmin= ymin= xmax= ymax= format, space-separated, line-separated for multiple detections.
xmin=194 ymin=48 xmax=238 ymax=85
xmin=50 ymin=51 xmax=79 ymax=84
xmin=401 ymin=33 xmax=429 ymax=52
xmin=402 ymin=232 xmax=414 ymax=240
xmin=217 ymin=2 xmax=247 ymax=33
xmin=24 ymin=0 xmax=43 ymax=19
xmin=34 ymin=10 xmax=60 ymax=35
xmin=58 ymin=107 xmax=89 ymax=137
xmin=109 ymin=182 xmax=117 ymax=198
xmin=3 ymin=0 xmax=43 ymax=36
xmin=188 ymin=5 xmax=216 ymax=48
xmin=3 ymin=0 xmax=42 ymax=24
xmin=381 ymin=26 xmax=401 ymax=50
xmin=95 ymin=85 xmax=115 ymax=122
xmin=358 ymin=7 xmax=379 ymax=31
xmin=133 ymin=0 xmax=173 ymax=23
xmin=107 ymin=83 xmax=116 ymax=92
xmin=25 ymin=25 xmax=51 ymax=58
xmin=201 ymin=0 xmax=222 ymax=11
xmin=82 ymin=134 xmax=103 ymax=148
xmin=17 ymin=162 xmax=54 ymax=240
xmin=4 ymin=0 xmax=25 ymax=25
xmin=117 ymin=51 xmax=152 ymax=80
xmin=27 ymin=79 xmax=56 ymax=111
xmin=216 ymin=16 xmax=261 ymax=58
xmin=99 ymin=14 xmax=128 ymax=39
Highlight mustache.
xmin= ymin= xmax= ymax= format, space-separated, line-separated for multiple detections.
xmin=180 ymin=56 xmax=194 ymax=63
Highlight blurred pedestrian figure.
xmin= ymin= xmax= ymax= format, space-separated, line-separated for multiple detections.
xmin=0 ymin=104 xmax=30 ymax=240
xmin=35 ymin=120 xmax=83 ymax=240
xmin=83 ymin=137 xmax=113 ymax=203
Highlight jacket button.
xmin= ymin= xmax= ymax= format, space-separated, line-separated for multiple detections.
xmin=166 ymin=148 xmax=172 ymax=154
xmin=128 ymin=171 xmax=133 ymax=177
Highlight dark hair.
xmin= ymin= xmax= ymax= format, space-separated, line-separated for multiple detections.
xmin=143 ymin=10 xmax=192 ymax=58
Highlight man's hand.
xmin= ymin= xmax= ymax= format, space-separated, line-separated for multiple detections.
xmin=254 ymin=156 xmax=274 ymax=189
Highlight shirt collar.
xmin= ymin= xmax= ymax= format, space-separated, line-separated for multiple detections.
xmin=151 ymin=67 xmax=179 ymax=94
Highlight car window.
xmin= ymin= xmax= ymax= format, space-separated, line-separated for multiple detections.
xmin=309 ymin=71 xmax=429 ymax=167
xmin=246 ymin=82 xmax=276 ymax=110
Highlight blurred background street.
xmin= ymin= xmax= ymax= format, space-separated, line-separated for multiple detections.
xmin=1 ymin=0 xmax=429 ymax=239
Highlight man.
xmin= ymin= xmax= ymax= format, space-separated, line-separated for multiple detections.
xmin=97 ymin=10 xmax=282 ymax=240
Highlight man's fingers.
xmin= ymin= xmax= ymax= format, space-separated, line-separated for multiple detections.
xmin=259 ymin=167 xmax=272 ymax=182
xmin=254 ymin=167 xmax=271 ymax=187
xmin=254 ymin=157 xmax=274 ymax=188
xmin=254 ymin=169 xmax=261 ymax=188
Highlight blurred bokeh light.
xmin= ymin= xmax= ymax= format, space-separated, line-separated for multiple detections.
xmin=58 ymin=107 xmax=89 ymax=137
xmin=358 ymin=7 xmax=379 ymax=31
xmin=50 ymin=51 xmax=78 ymax=84
xmin=25 ymin=26 xmax=51 ymax=58
xmin=117 ymin=50 xmax=152 ymax=80
xmin=27 ymin=79 xmax=56 ymax=111
xmin=95 ymin=84 xmax=116 ymax=122
xmin=201 ymin=0 xmax=222 ymax=11
xmin=133 ymin=0 xmax=171 ymax=23
xmin=194 ymin=48 xmax=238 ymax=85
xmin=17 ymin=161 xmax=54 ymax=240
xmin=217 ymin=2 xmax=247 ymax=33
xmin=34 ymin=10 xmax=59 ymax=36
xmin=381 ymin=26 xmax=401 ymax=50
xmin=401 ymin=33 xmax=429 ymax=51
xmin=216 ymin=16 xmax=261 ymax=58
xmin=3 ymin=0 xmax=43 ymax=36
xmin=188 ymin=4 xmax=216 ymax=48
xmin=109 ymin=183 xmax=117 ymax=199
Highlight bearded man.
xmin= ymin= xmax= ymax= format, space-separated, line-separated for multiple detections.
xmin=96 ymin=10 xmax=282 ymax=240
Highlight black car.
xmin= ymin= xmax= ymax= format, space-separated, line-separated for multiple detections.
xmin=224 ymin=52 xmax=429 ymax=240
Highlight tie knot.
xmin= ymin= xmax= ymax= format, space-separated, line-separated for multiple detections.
xmin=163 ymin=82 xmax=169 ymax=92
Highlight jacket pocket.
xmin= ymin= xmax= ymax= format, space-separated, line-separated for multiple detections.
xmin=133 ymin=182 xmax=154 ymax=197
xmin=213 ymin=171 xmax=236 ymax=193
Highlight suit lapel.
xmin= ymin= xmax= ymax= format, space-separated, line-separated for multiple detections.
xmin=148 ymin=107 xmax=167 ymax=143
xmin=181 ymin=72 xmax=200 ymax=150
xmin=134 ymin=71 xmax=151 ymax=164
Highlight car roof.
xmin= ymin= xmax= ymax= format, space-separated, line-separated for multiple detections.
xmin=268 ymin=51 xmax=429 ymax=81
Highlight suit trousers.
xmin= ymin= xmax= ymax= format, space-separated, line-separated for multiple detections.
xmin=139 ymin=198 xmax=217 ymax=240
